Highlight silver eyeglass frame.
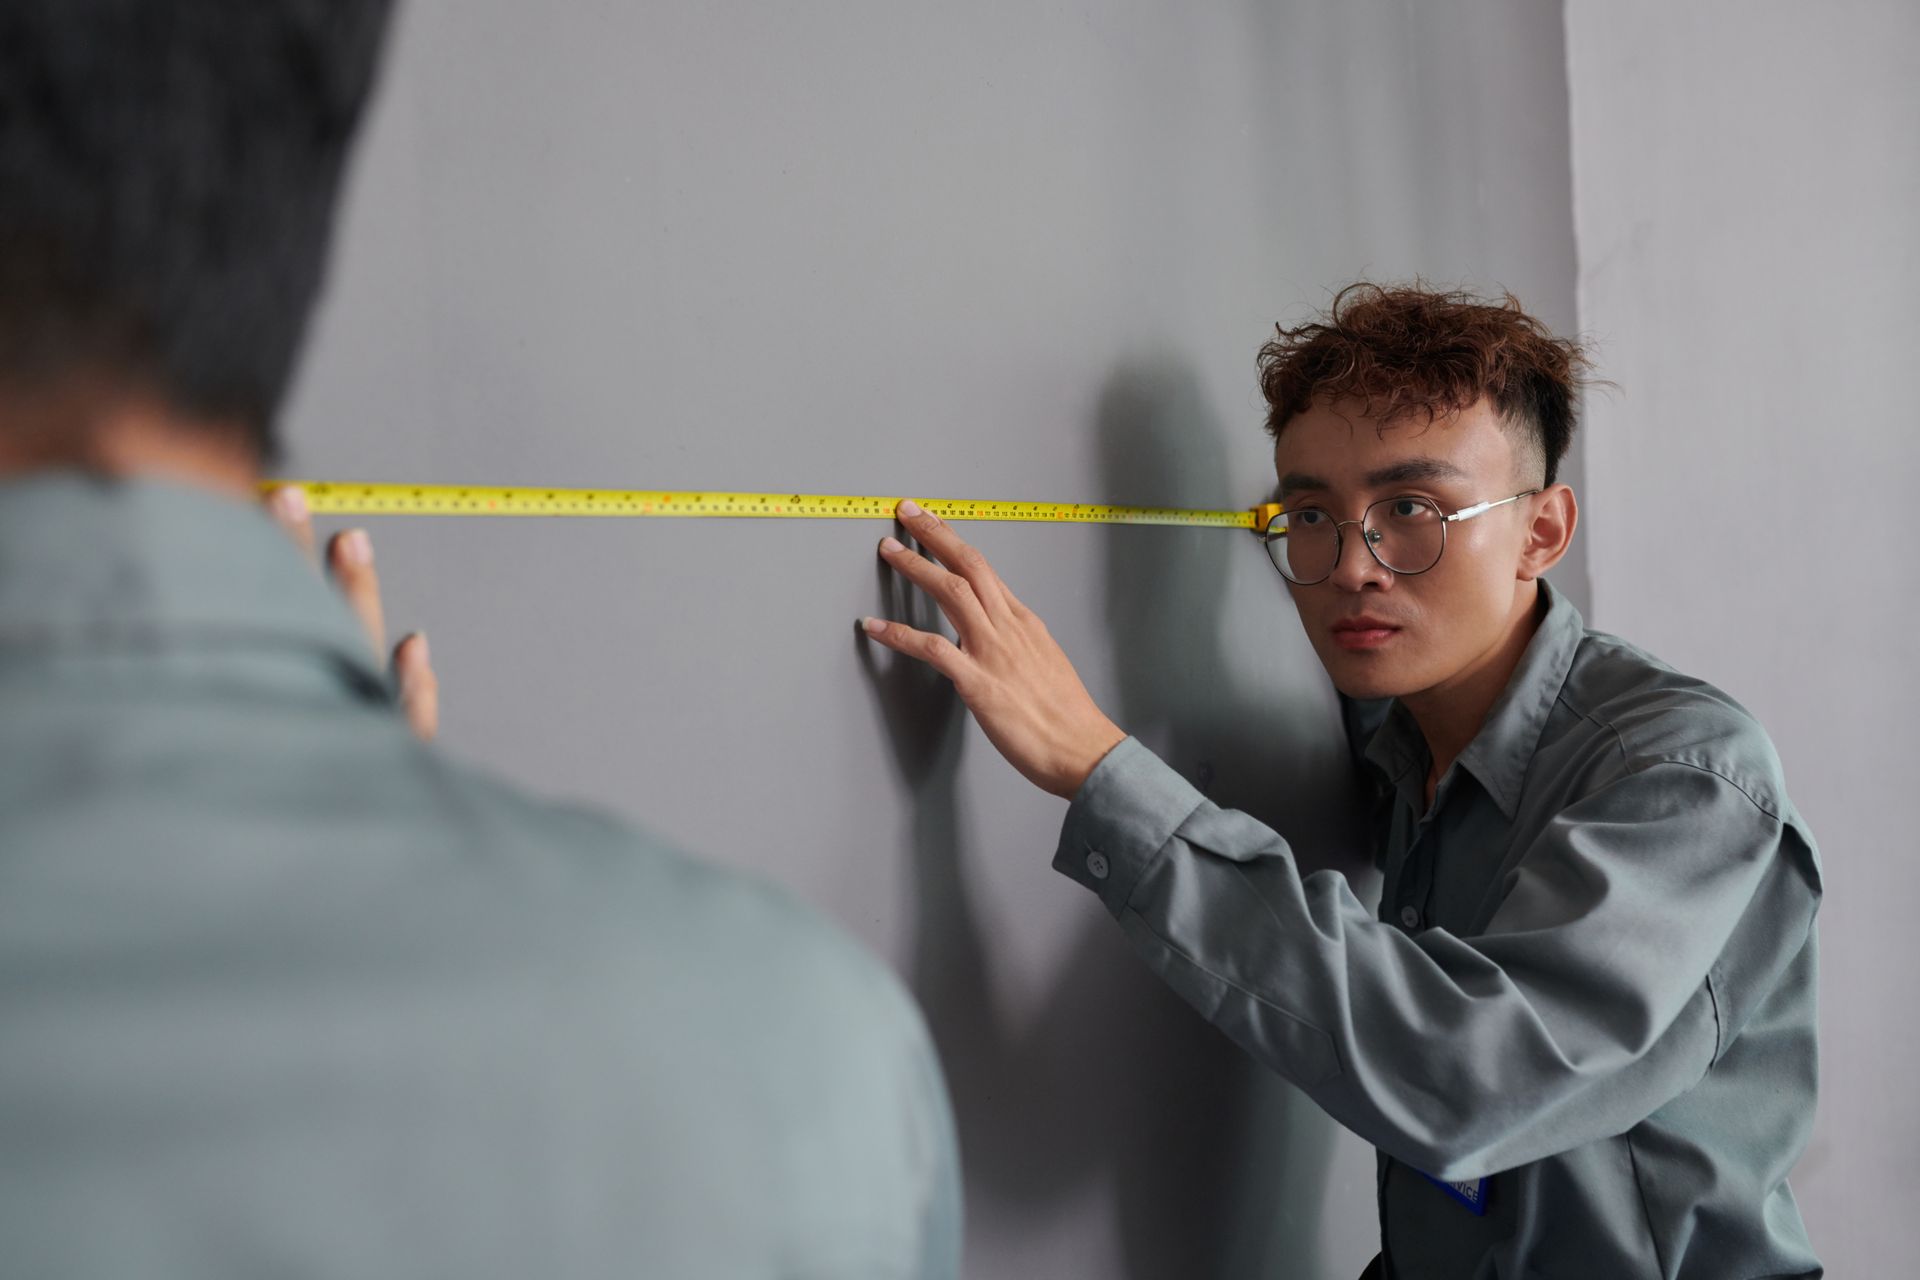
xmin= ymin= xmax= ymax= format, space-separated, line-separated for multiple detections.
xmin=1260 ymin=489 xmax=1541 ymax=585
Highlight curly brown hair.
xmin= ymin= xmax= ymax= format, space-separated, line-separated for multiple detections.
xmin=1256 ymin=282 xmax=1595 ymax=485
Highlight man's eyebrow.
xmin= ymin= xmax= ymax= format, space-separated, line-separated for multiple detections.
xmin=1363 ymin=457 xmax=1469 ymax=488
xmin=1276 ymin=459 xmax=1465 ymax=498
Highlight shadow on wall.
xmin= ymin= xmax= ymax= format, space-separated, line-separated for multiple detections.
xmin=860 ymin=357 xmax=1364 ymax=1279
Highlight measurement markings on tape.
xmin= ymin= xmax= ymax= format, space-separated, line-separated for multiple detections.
xmin=266 ymin=481 xmax=1286 ymax=532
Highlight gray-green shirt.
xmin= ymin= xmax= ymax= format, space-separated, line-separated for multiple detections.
xmin=1055 ymin=584 xmax=1821 ymax=1278
xmin=0 ymin=471 xmax=960 ymax=1279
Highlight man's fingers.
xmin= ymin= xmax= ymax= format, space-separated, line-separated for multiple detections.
xmin=265 ymin=485 xmax=318 ymax=567
xmin=859 ymin=616 xmax=967 ymax=683
xmin=264 ymin=491 xmax=433 ymax=742
xmin=392 ymin=631 xmax=439 ymax=742
xmin=878 ymin=534 xmax=990 ymax=637
xmin=327 ymin=528 xmax=387 ymax=657
xmin=891 ymin=499 xmax=1011 ymax=615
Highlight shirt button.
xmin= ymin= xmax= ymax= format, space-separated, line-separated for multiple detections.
xmin=1086 ymin=851 xmax=1111 ymax=880
xmin=1399 ymin=905 xmax=1421 ymax=930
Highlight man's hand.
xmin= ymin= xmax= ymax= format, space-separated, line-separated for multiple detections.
xmin=860 ymin=499 xmax=1125 ymax=799
xmin=265 ymin=485 xmax=439 ymax=742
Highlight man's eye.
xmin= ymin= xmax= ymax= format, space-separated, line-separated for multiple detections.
xmin=1292 ymin=509 xmax=1330 ymax=528
xmin=1386 ymin=498 xmax=1433 ymax=520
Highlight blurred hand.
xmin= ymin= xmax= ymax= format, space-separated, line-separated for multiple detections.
xmin=265 ymin=485 xmax=439 ymax=742
xmin=860 ymin=500 xmax=1125 ymax=798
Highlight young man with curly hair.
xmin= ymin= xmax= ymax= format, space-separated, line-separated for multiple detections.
xmin=863 ymin=284 xmax=1823 ymax=1279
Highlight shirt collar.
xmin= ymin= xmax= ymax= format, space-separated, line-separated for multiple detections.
xmin=0 ymin=469 xmax=387 ymax=696
xmin=1361 ymin=581 xmax=1586 ymax=820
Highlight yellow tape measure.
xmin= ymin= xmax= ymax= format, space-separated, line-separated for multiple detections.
xmin=265 ymin=481 xmax=1286 ymax=533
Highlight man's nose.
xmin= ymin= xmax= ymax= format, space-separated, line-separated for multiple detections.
xmin=1328 ymin=520 xmax=1393 ymax=592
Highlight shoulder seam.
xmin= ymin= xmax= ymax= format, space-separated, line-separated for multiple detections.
xmin=1559 ymin=645 xmax=1790 ymax=821
xmin=1558 ymin=689 xmax=1786 ymax=822
xmin=1624 ymin=757 xmax=1786 ymax=824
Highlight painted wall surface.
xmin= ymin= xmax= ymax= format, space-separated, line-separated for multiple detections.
xmin=1566 ymin=1 xmax=1920 ymax=1271
xmin=284 ymin=3 xmax=1578 ymax=1275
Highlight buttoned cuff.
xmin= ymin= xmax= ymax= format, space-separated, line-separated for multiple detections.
xmin=1052 ymin=736 xmax=1208 ymax=915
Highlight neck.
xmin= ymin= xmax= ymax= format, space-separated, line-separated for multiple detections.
xmin=0 ymin=391 xmax=262 ymax=502
xmin=1399 ymin=581 xmax=1547 ymax=801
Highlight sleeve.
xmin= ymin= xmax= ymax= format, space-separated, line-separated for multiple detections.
xmin=831 ymin=931 xmax=963 ymax=1279
xmin=1052 ymin=736 xmax=1807 ymax=1181
xmin=904 ymin=1011 xmax=964 ymax=1280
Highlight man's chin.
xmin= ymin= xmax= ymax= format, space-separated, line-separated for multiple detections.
xmin=1323 ymin=657 xmax=1419 ymax=703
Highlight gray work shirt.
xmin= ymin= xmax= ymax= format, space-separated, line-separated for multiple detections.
xmin=0 ymin=471 xmax=960 ymax=1279
xmin=1055 ymin=583 xmax=1822 ymax=1278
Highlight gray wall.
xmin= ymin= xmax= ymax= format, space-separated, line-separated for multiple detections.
xmin=284 ymin=3 xmax=1578 ymax=1275
xmin=1566 ymin=1 xmax=1920 ymax=1270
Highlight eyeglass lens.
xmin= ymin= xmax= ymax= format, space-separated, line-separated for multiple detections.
xmin=1265 ymin=497 xmax=1446 ymax=583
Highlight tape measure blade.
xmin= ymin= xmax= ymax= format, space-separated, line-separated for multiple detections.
xmin=265 ymin=480 xmax=1257 ymax=528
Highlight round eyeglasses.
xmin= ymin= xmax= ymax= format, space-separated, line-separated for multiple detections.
xmin=1261 ymin=490 xmax=1540 ymax=585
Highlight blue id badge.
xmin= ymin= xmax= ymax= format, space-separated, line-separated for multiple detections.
xmin=1420 ymin=1170 xmax=1489 ymax=1215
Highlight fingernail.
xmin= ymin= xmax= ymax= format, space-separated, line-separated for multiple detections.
xmin=880 ymin=536 xmax=905 ymax=553
xmin=409 ymin=631 xmax=430 ymax=663
xmin=896 ymin=499 xmax=923 ymax=518
xmin=272 ymin=486 xmax=308 ymax=521
xmin=860 ymin=617 xmax=886 ymax=635
xmin=341 ymin=529 xmax=373 ymax=566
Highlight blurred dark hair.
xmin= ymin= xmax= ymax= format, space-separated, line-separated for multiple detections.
xmin=1257 ymin=282 xmax=1596 ymax=486
xmin=0 ymin=0 xmax=396 ymax=463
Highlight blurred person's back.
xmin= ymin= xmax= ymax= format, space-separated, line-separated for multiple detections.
xmin=0 ymin=5 xmax=959 ymax=1276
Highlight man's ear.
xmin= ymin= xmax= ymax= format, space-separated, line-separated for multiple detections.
xmin=1517 ymin=484 xmax=1577 ymax=581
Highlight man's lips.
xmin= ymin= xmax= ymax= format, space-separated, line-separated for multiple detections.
xmin=1329 ymin=616 xmax=1403 ymax=651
